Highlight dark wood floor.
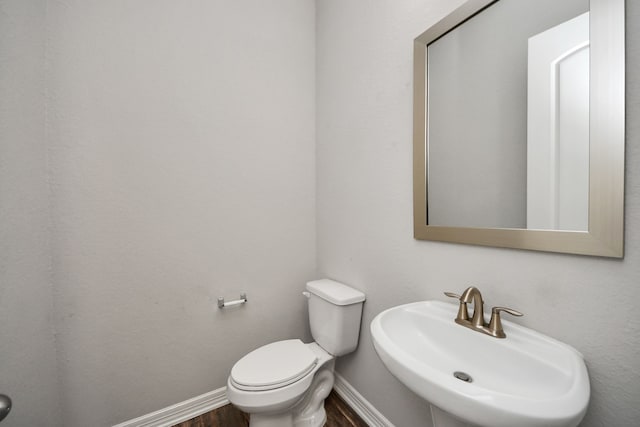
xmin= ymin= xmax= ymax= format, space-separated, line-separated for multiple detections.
xmin=173 ymin=390 xmax=368 ymax=427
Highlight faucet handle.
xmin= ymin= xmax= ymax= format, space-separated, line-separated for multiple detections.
xmin=492 ymin=306 xmax=523 ymax=317
xmin=488 ymin=306 xmax=523 ymax=338
xmin=444 ymin=292 xmax=469 ymax=321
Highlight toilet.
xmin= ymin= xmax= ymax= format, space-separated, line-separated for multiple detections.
xmin=226 ymin=279 xmax=366 ymax=427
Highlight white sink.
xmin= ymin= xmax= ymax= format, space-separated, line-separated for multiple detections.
xmin=370 ymin=301 xmax=590 ymax=427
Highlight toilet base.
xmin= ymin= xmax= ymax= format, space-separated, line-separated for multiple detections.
xmin=250 ymin=412 xmax=294 ymax=427
xmin=250 ymin=408 xmax=326 ymax=427
xmin=291 ymin=366 xmax=333 ymax=427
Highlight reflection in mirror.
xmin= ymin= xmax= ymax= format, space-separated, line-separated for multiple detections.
xmin=527 ymin=12 xmax=589 ymax=231
xmin=413 ymin=0 xmax=625 ymax=257
xmin=427 ymin=0 xmax=589 ymax=230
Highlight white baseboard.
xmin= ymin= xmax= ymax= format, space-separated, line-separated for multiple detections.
xmin=112 ymin=387 xmax=229 ymax=427
xmin=333 ymin=372 xmax=395 ymax=427
xmin=113 ymin=374 xmax=392 ymax=427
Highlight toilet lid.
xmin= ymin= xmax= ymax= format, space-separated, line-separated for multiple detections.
xmin=230 ymin=339 xmax=318 ymax=391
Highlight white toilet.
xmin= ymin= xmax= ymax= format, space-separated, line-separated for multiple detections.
xmin=226 ymin=279 xmax=366 ymax=427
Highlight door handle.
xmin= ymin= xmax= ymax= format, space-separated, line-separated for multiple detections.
xmin=0 ymin=394 xmax=11 ymax=423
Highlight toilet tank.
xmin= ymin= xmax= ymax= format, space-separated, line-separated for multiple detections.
xmin=306 ymin=279 xmax=366 ymax=356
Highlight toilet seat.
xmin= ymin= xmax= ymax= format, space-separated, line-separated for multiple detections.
xmin=230 ymin=339 xmax=318 ymax=391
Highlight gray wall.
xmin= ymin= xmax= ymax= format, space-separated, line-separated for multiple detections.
xmin=1 ymin=0 xmax=315 ymax=426
xmin=46 ymin=1 xmax=316 ymax=425
xmin=317 ymin=0 xmax=640 ymax=426
xmin=0 ymin=0 xmax=61 ymax=426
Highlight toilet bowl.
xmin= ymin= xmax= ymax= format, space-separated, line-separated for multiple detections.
xmin=226 ymin=279 xmax=366 ymax=427
xmin=227 ymin=341 xmax=334 ymax=427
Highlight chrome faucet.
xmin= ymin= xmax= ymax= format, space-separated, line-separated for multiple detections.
xmin=445 ymin=286 xmax=523 ymax=338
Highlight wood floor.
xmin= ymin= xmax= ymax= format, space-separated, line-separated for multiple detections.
xmin=172 ymin=390 xmax=368 ymax=427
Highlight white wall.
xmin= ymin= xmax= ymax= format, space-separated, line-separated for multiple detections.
xmin=316 ymin=1 xmax=640 ymax=426
xmin=0 ymin=1 xmax=61 ymax=426
xmin=46 ymin=1 xmax=315 ymax=425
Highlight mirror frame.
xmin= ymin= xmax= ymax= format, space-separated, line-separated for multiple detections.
xmin=413 ymin=0 xmax=625 ymax=257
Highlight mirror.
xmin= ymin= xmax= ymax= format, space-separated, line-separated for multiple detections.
xmin=413 ymin=0 xmax=625 ymax=257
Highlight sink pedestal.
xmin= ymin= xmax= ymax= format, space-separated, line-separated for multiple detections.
xmin=431 ymin=405 xmax=474 ymax=427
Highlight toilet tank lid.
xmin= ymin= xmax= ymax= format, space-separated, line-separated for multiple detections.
xmin=306 ymin=279 xmax=366 ymax=305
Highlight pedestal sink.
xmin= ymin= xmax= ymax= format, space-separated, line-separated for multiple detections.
xmin=370 ymin=301 xmax=589 ymax=427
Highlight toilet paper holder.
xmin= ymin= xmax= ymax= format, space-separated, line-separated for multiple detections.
xmin=218 ymin=293 xmax=247 ymax=309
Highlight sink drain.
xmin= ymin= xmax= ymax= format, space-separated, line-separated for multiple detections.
xmin=453 ymin=371 xmax=473 ymax=383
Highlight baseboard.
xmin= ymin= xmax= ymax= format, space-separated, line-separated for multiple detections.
xmin=113 ymin=373 xmax=392 ymax=427
xmin=333 ymin=372 xmax=395 ymax=427
xmin=112 ymin=387 xmax=229 ymax=427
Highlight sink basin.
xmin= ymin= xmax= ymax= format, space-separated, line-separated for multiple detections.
xmin=370 ymin=301 xmax=590 ymax=427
